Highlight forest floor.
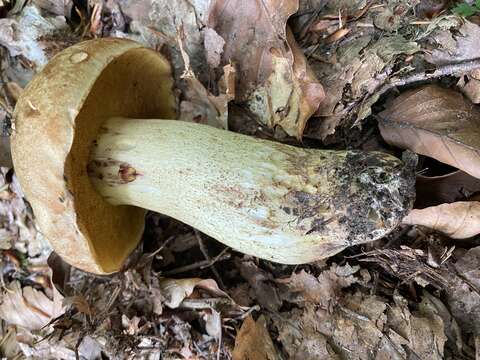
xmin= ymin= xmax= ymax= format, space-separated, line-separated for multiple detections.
xmin=2 ymin=0 xmax=480 ymax=359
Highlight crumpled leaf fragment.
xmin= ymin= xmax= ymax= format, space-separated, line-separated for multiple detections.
xmin=208 ymin=0 xmax=324 ymax=139
xmin=458 ymin=68 xmax=480 ymax=104
xmin=0 ymin=280 xmax=64 ymax=330
xmin=232 ymin=315 xmax=279 ymax=360
xmin=379 ymin=85 xmax=480 ymax=179
xmin=0 ymin=5 xmax=67 ymax=69
xmin=178 ymin=25 xmax=233 ymax=129
xmin=158 ymin=277 xmax=227 ymax=308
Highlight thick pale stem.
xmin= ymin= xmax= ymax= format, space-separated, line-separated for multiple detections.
xmin=88 ymin=118 xmax=414 ymax=264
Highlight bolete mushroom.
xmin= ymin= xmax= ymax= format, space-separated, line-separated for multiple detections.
xmin=11 ymin=38 xmax=415 ymax=274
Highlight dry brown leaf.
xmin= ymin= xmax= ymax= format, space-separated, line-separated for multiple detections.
xmin=0 ymin=281 xmax=64 ymax=330
xmin=403 ymin=201 xmax=480 ymax=238
xmin=158 ymin=277 xmax=228 ymax=309
xmin=208 ymin=0 xmax=324 ymax=139
xmin=379 ymin=85 xmax=480 ymax=179
xmin=415 ymin=170 xmax=480 ymax=209
xmin=232 ymin=315 xmax=279 ymax=360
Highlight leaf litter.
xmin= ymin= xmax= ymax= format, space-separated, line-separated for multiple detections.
xmin=2 ymin=0 xmax=480 ymax=359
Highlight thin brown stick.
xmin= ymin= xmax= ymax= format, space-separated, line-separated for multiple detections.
xmin=162 ymin=249 xmax=231 ymax=276
xmin=195 ymin=230 xmax=226 ymax=289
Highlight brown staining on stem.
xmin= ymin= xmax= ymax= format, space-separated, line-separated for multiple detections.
xmin=118 ymin=163 xmax=139 ymax=183
xmin=87 ymin=159 xmax=141 ymax=186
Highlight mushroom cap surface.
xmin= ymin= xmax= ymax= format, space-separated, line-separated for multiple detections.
xmin=11 ymin=38 xmax=176 ymax=274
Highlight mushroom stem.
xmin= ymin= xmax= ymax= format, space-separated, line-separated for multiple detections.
xmin=88 ymin=117 xmax=414 ymax=264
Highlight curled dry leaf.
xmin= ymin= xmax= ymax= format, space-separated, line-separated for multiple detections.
xmin=0 ymin=280 xmax=64 ymax=330
xmin=378 ymin=85 xmax=480 ymax=179
xmin=232 ymin=315 xmax=279 ymax=360
xmin=403 ymin=201 xmax=480 ymax=239
xmin=158 ymin=277 xmax=228 ymax=309
xmin=208 ymin=0 xmax=324 ymax=139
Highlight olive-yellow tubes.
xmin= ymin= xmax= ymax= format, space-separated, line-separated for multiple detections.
xmin=88 ymin=117 xmax=416 ymax=264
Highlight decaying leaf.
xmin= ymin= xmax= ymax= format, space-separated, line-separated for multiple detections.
xmin=403 ymin=201 xmax=480 ymax=238
xmin=208 ymin=0 xmax=324 ymax=138
xmin=232 ymin=315 xmax=279 ymax=360
xmin=158 ymin=277 xmax=227 ymax=308
xmin=379 ymin=85 xmax=480 ymax=179
xmin=309 ymin=34 xmax=419 ymax=139
xmin=0 ymin=280 xmax=64 ymax=330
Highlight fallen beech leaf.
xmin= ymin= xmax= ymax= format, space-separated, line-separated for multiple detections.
xmin=158 ymin=278 xmax=228 ymax=308
xmin=378 ymin=85 xmax=480 ymax=179
xmin=403 ymin=201 xmax=480 ymax=238
xmin=232 ymin=315 xmax=279 ymax=360
xmin=415 ymin=170 xmax=480 ymax=208
xmin=0 ymin=281 xmax=64 ymax=330
xmin=208 ymin=0 xmax=324 ymax=139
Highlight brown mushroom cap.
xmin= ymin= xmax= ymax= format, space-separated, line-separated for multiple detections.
xmin=11 ymin=38 xmax=176 ymax=274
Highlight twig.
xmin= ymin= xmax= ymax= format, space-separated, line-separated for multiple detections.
xmin=353 ymin=58 xmax=480 ymax=127
xmin=195 ymin=230 xmax=226 ymax=289
xmin=390 ymin=58 xmax=480 ymax=88
xmin=162 ymin=250 xmax=231 ymax=276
